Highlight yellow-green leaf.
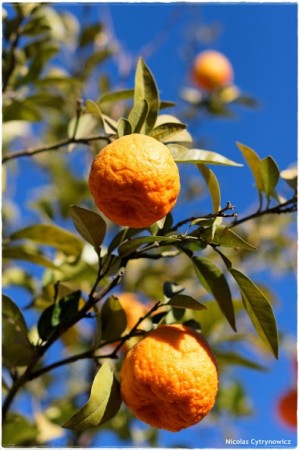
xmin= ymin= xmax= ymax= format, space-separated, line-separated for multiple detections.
xmin=69 ymin=205 xmax=106 ymax=253
xmin=128 ymin=99 xmax=149 ymax=133
xmin=3 ymin=245 xmax=58 ymax=269
xmin=168 ymin=144 xmax=242 ymax=166
xmin=117 ymin=118 xmax=132 ymax=138
xmin=230 ymin=268 xmax=278 ymax=358
xmin=237 ymin=142 xmax=264 ymax=193
xmin=260 ymin=156 xmax=280 ymax=200
xmin=203 ymin=225 xmax=256 ymax=251
xmin=198 ymin=164 xmax=221 ymax=213
xmin=99 ymin=89 xmax=134 ymax=105
xmin=149 ymin=122 xmax=187 ymax=142
xmin=168 ymin=294 xmax=207 ymax=311
xmin=101 ymin=296 xmax=127 ymax=341
xmin=63 ymin=362 xmax=122 ymax=430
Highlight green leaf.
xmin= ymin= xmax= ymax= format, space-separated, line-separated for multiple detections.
xmin=260 ymin=156 xmax=280 ymax=201
xmin=79 ymin=23 xmax=102 ymax=46
xmin=85 ymin=49 xmax=114 ymax=76
xmin=68 ymin=112 xmax=98 ymax=139
xmin=2 ymin=293 xmax=28 ymax=334
xmin=153 ymin=114 xmax=192 ymax=143
xmin=128 ymin=99 xmax=149 ymax=133
xmin=99 ymin=89 xmax=134 ymax=105
xmin=198 ymin=164 xmax=221 ymax=213
xmin=163 ymin=281 xmax=185 ymax=298
xmin=193 ymin=256 xmax=236 ymax=331
xmin=168 ymin=294 xmax=207 ymax=311
xmin=69 ymin=205 xmax=107 ymax=253
xmin=168 ymin=144 xmax=242 ymax=166
xmin=101 ymin=296 xmax=127 ymax=341
xmin=230 ymin=268 xmax=279 ymax=358
xmin=280 ymin=165 xmax=297 ymax=190
xmin=215 ymin=351 xmax=266 ymax=371
xmin=85 ymin=100 xmax=116 ymax=134
xmin=63 ymin=362 xmax=122 ymax=430
xmin=237 ymin=142 xmax=264 ymax=194
xmin=202 ymin=225 xmax=256 ymax=251
xmin=2 ymin=414 xmax=38 ymax=446
xmin=149 ymin=122 xmax=187 ymax=142
xmin=134 ymin=57 xmax=159 ymax=133
xmin=118 ymin=235 xmax=180 ymax=258
xmin=3 ymin=100 xmax=42 ymax=122
xmin=3 ymin=245 xmax=58 ymax=269
xmin=9 ymin=224 xmax=83 ymax=259
xmin=159 ymin=100 xmax=176 ymax=110
xmin=117 ymin=118 xmax=132 ymax=138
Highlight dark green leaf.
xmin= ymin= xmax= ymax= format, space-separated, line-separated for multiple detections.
xmin=149 ymin=122 xmax=187 ymax=142
xmin=117 ymin=118 xmax=132 ymax=138
xmin=118 ymin=235 xmax=180 ymax=258
xmin=168 ymin=144 xmax=242 ymax=166
xmin=63 ymin=363 xmax=122 ymax=430
xmin=159 ymin=100 xmax=176 ymax=110
xmin=3 ymin=245 xmax=58 ymax=269
xmin=9 ymin=224 xmax=83 ymax=258
xmin=69 ymin=205 xmax=107 ymax=253
xmin=260 ymin=156 xmax=280 ymax=200
xmin=79 ymin=23 xmax=102 ymax=46
xmin=202 ymin=225 xmax=256 ymax=251
xmin=101 ymin=296 xmax=127 ymax=341
xmin=3 ymin=321 xmax=34 ymax=367
xmin=193 ymin=256 xmax=236 ymax=331
xmin=99 ymin=89 xmax=134 ymax=105
xmin=3 ymin=100 xmax=42 ymax=122
xmin=230 ymin=268 xmax=279 ymax=358
xmin=37 ymin=305 xmax=57 ymax=341
xmin=198 ymin=164 xmax=221 ymax=213
xmin=128 ymin=99 xmax=149 ymax=133
xmin=134 ymin=57 xmax=159 ymax=133
xmin=163 ymin=281 xmax=185 ymax=298
xmin=168 ymin=294 xmax=207 ymax=311
xmin=2 ymin=293 xmax=28 ymax=334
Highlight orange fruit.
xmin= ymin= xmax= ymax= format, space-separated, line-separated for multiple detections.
xmin=192 ymin=50 xmax=234 ymax=92
xmin=120 ymin=324 xmax=218 ymax=431
xmin=88 ymin=134 xmax=180 ymax=228
xmin=278 ymin=389 xmax=297 ymax=428
xmin=118 ymin=292 xmax=152 ymax=332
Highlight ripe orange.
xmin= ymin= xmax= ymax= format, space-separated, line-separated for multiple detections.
xmin=278 ymin=389 xmax=297 ymax=428
xmin=120 ymin=324 xmax=218 ymax=431
xmin=118 ymin=292 xmax=152 ymax=332
xmin=192 ymin=50 xmax=234 ymax=91
xmin=88 ymin=134 xmax=180 ymax=228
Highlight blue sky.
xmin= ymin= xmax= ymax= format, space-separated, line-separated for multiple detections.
xmin=4 ymin=2 xmax=297 ymax=448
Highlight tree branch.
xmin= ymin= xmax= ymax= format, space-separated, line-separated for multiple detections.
xmin=2 ymin=134 xmax=114 ymax=164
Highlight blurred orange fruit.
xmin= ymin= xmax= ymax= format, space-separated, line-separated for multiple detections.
xmin=192 ymin=50 xmax=234 ymax=91
xmin=88 ymin=134 xmax=180 ymax=228
xmin=278 ymin=389 xmax=297 ymax=428
xmin=120 ymin=324 xmax=218 ymax=431
xmin=118 ymin=292 xmax=152 ymax=333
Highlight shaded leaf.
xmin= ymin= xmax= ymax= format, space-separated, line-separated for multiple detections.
xmin=3 ymin=293 xmax=28 ymax=334
xmin=2 ymin=414 xmax=38 ymax=446
xmin=9 ymin=224 xmax=83 ymax=258
xmin=260 ymin=156 xmax=280 ymax=200
xmin=79 ymin=23 xmax=102 ymax=46
xmin=230 ymin=268 xmax=278 ymax=358
xmin=134 ymin=57 xmax=159 ymax=132
xmin=3 ymin=100 xmax=42 ymax=122
xmin=68 ymin=112 xmax=98 ymax=139
xmin=160 ymin=100 xmax=176 ymax=110
xmin=101 ymin=296 xmax=127 ymax=341
xmin=215 ymin=351 xmax=266 ymax=371
xmin=198 ymin=164 xmax=221 ymax=213
xmin=3 ymin=321 xmax=34 ymax=367
xmin=163 ymin=281 xmax=185 ymax=298
xmin=193 ymin=256 xmax=236 ymax=331
xmin=168 ymin=144 xmax=242 ymax=166
xmin=202 ymin=225 xmax=256 ymax=251
xmin=118 ymin=235 xmax=180 ymax=258
xmin=128 ymin=99 xmax=149 ymax=133
xmin=69 ymin=205 xmax=106 ymax=253
xmin=154 ymin=114 xmax=192 ymax=144
xmin=168 ymin=294 xmax=207 ymax=311
xmin=117 ymin=118 xmax=132 ymax=138
xmin=63 ymin=362 xmax=122 ymax=430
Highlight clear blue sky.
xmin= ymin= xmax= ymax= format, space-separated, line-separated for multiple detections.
xmin=4 ymin=2 xmax=297 ymax=448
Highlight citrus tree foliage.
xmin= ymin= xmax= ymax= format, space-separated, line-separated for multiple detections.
xmin=2 ymin=4 xmax=297 ymax=447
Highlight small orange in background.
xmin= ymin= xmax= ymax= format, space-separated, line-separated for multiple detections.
xmin=117 ymin=292 xmax=152 ymax=333
xmin=120 ymin=324 xmax=218 ymax=432
xmin=192 ymin=50 xmax=234 ymax=92
xmin=277 ymin=389 xmax=297 ymax=428
xmin=88 ymin=134 xmax=180 ymax=228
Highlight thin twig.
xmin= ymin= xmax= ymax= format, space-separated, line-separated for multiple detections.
xmin=2 ymin=134 xmax=114 ymax=164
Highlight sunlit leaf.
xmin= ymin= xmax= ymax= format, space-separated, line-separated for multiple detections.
xmin=128 ymin=99 xmax=149 ymax=133
xmin=9 ymin=224 xmax=83 ymax=258
xmin=168 ymin=144 xmax=242 ymax=166
xmin=63 ymin=362 xmax=122 ymax=430
xmin=198 ymin=164 xmax=221 ymax=213
xmin=101 ymin=296 xmax=127 ymax=341
xmin=149 ymin=122 xmax=187 ymax=142
xmin=237 ymin=142 xmax=264 ymax=202
xmin=3 ymin=245 xmax=58 ymax=269
xmin=280 ymin=165 xmax=297 ymax=190
xmin=69 ymin=205 xmax=106 ymax=254
xmin=118 ymin=235 xmax=180 ymax=257
xmin=117 ymin=118 xmax=132 ymax=138
xmin=260 ymin=156 xmax=280 ymax=201
xmin=68 ymin=112 xmax=99 ymax=139
xmin=193 ymin=256 xmax=236 ymax=331
xmin=99 ymin=89 xmax=134 ymax=105
xmin=202 ymin=225 xmax=256 ymax=251
xmin=168 ymin=294 xmax=207 ymax=311
xmin=134 ymin=57 xmax=159 ymax=133
xmin=3 ymin=293 xmax=28 ymax=334
xmin=230 ymin=268 xmax=278 ymax=358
